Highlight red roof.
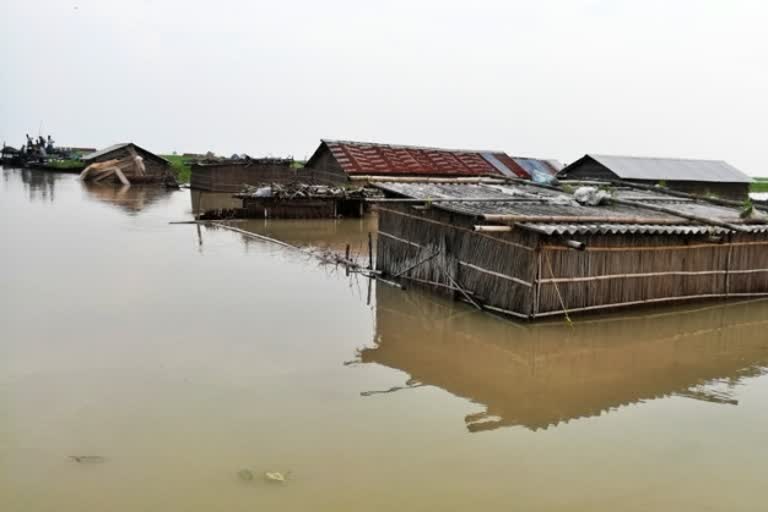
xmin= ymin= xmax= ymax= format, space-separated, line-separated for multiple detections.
xmin=316 ymin=140 xmax=517 ymax=177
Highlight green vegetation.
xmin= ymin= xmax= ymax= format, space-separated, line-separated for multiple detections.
xmin=740 ymin=197 xmax=755 ymax=219
xmin=162 ymin=154 xmax=192 ymax=183
xmin=751 ymin=178 xmax=768 ymax=194
xmin=291 ymin=160 xmax=305 ymax=169
xmin=46 ymin=159 xmax=85 ymax=170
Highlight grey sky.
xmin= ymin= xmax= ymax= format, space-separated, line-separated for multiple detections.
xmin=2 ymin=0 xmax=766 ymax=173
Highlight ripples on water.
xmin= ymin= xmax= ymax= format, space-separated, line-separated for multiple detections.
xmin=2 ymin=169 xmax=768 ymax=512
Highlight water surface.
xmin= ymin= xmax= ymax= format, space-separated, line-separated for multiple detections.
xmin=2 ymin=169 xmax=768 ymax=511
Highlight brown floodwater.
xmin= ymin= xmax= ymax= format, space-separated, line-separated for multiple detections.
xmin=2 ymin=170 xmax=768 ymax=511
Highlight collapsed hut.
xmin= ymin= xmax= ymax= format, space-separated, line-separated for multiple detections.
xmin=559 ymin=154 xmax=753 ymax=200
xmin=373 ymin=178 xmax=768 ymax=319
xmin=303 ymin=139 xmax=562 ymax=184
xmin=80 ymin=143 xmax=175 ymax=186
xmin=190 ymin=157 xmax=296 ymax=192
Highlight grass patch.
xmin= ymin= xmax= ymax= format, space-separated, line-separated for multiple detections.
xmin=46 ymin=159 xmax=85 ymax=170
xmin=162 ymin=155 xmax=192 ymax=183
xmin=751 ymin=178 xmax=768 ymax=193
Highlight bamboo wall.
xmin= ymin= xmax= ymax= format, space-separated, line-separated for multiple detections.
xmin=190 ymin=162 xmax=297 ymax=192
xmin=376 ymin=206 xmax=768 ymax=319
xmin=377 ymin=204 xmax=538 ymax=317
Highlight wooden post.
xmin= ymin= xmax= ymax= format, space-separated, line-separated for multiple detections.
xmin=368 ymin=233 xmax=373 ymax=270
xmin=345 ymin=244 xmax=351 ymax=276
xmin=725 ymin=234 xmax=734 ymax=296
xmin=531 ymin=244 xmax=543 ymax=319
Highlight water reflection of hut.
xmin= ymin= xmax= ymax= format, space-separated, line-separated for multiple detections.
xmin=360 ymin=285 xmax=768 ymax=432
xmin=374 ymin=180 xmax=768 ymax=319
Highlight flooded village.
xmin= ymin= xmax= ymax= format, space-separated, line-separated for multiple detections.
xmin=6 ymin=2 xmax=768 ymax=510
xmin=2 ymin=132 xmax=768 ymax=511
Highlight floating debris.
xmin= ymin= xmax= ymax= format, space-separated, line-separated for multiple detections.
xmin=264 ymin=471 xmax=291 ymax=484
xmin=69 ymin=455 xmax=107 ymax=464
xmin=237 ymin=469 xmax=255 ymax=481
xmin=237 ymin=182 xmax=382 ymax=201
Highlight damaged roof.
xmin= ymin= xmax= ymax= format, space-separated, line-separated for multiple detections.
xmin=83 ymin=143 xmax=169 ymax=164
xmin=373 ymin=180 xmax=768 ymax=236
xmin=562 ymin=154 xmax=753 ymax=183
xmin=308 ymin=140 xmax=560 ymax=179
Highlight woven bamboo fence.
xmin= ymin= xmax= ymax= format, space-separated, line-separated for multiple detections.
xmin=376 ymin=204 xmax=768 ymax=320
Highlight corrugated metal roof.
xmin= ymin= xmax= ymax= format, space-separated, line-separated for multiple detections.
xmin=521 ymin=223 xmax=729 ymax=236
xmin=373 ymin=181 xmax=768 ymax=236
xmin=511 ymin=157 xmax=560 ymax=178
xmin=314 ymin=140 xmax=558 ymax=179
xmin=82 ymin=143 xmax=169 ymax=163
xmin=568 ymin=154 xmax=753 ymax=183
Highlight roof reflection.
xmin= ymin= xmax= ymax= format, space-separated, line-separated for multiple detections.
xmin=359 ymin=285 xmax=768 ymax=432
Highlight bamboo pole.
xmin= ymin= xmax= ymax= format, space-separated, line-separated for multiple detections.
xmin=543 ymin=240 xmax=768 ymax=253
xmin=367 ymin=197 xmax=560 ymax=204
xmin=393 ymin=250 xmax=441 ymax=278
xmin=474 ymin=225 xmax=513 ymax=232
xmin=538 ymin=268 xmax=768 ymax=285
xmin=535 ymin=292 xmax=768 ymax=318
xmin=114 ymin=168 xmax=130 ymax=186
xmin=352 ymin=176 xmax=504 ymax=184
xmin=439 ymin=262 xmax=482 ymax=310
xmin=368 ymin=232 xmax=373 ymax=270
xmin=611 ymin=180 xmax=768 ymax=212
xmin=482 ymin=213 xmax=690 ymax=224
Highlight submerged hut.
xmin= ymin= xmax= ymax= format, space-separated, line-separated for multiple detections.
xmin=303 ymin=139 xmax=561 ymax=184
xmin=559 ymin=154 xmax=753 ymax=200
xmin=373 ymin=179 xmax=768 ymax=319
xmin=190 ymin=158 xmax=296 ymax=192
xmin=81 ymin=143 xmax=174 ymax=185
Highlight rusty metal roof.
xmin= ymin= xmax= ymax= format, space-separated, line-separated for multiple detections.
xmin=312 ymin=140 xmax=558 ymax=179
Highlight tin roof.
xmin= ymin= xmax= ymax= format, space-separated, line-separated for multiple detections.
xmin=563 ymin=154 xmax=753 ymax=184
xmin=82 ymin=143 xmax=169 ymax=164
xmin=373 ymin=181 xmax=768 ymax=236
xmin=310 ymin=140 xmax=559 ymax=179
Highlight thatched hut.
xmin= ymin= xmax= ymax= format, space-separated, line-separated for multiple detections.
xmin=373 ymin=179 xmax=768 ymax=319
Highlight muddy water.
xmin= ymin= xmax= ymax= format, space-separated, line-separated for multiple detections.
xmin=2 ymin=170 xmax=768 ymax=511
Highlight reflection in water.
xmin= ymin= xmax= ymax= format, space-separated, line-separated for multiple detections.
xmin=238 ymin=216 xmax=377 ymax=253
xmin=81 ymin=182 xmax=175 ymax=214
xmin=4 ymin=166 xmax=60 ymax=202
xmin=360 ymin=285 xmax=768 ymax=432
xmin=190 ymin=189 xmax=241 ymax=216
xmin=5 ymin=169 xmax=768 ymax=511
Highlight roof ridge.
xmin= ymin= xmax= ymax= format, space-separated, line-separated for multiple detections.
xmin=322 ymin=138 xmax=505 ymax=155
xmin=589 ymin=153 xmax=729 ymax=164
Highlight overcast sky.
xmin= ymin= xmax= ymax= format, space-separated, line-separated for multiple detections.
xmin=2 ymin=0 xmax=766 ymax=173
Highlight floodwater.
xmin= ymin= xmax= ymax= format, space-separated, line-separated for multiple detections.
xmin=2 ymin=170 xmax=768 ymax=512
